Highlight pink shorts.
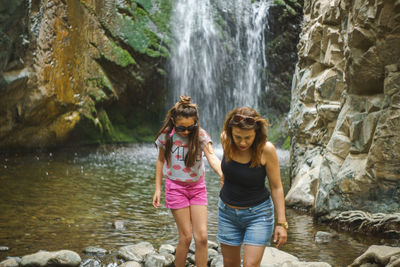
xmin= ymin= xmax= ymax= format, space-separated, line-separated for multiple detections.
xmin=165 ymin=177 xmax=208 ymax=209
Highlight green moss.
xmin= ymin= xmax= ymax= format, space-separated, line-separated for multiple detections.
xmin=282 ymin=136 xmax=290 ymax=150
xmin=273 ymin=0 xmax=286 ymax=6
xmin=86 ymin=73 xmax=115 ymax=103
xmin=286 ymin=5 xmax=297 ymax=16
xmin=110 ymin=41 xmax=136 ymax=67
xmin=75 ymin=111 xmax=104 ymax=145
xmin=118 ymin=7 xmax=170 ymax=58
xmin=150 ymin=0 xmax=173 ymax=38
xmin=131 ymin=0 xmax=152 ymax=12
xmin=133 ymin=125 xmax=156 ymax=143
xmin=119 ymin=13 xmax=149 ymax=53
xmin=273 ymin=0 xmax=297 ymax=16
xmin=143 ymin=28 xmax=169 ymax=58
xmin=112 ymin=124 xmax=137 ymax=143
xmin=266 ymin=116 xmax=289 ymax=149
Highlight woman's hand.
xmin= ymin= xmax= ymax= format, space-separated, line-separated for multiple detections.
xmin=273 ymin=225 xmax=287 ymax=248
xmin=152 ymin=190 xmax=162 ymax=208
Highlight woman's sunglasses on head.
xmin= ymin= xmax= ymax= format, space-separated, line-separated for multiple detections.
xmin=230 ymin=114 xmax=256 ymax=126
xmin=175 ymin=124 xmax=197 ymax=132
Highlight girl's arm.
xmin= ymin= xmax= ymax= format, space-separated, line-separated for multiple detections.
xmin=152 ymin=147 xmax=165 ymax=208
xmin=264 ymin=141 xmax=287 ymax=248
xmin=204 ymin=142 xmax=223 ymax=178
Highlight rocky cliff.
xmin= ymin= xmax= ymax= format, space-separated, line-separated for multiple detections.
xmin=0 ymin=0 xmax=172 ymax=149
xmin=287 ymin=0 xmax=400 ymax=235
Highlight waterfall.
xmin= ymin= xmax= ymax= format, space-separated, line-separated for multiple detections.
xmin=169 ymin=0 xmax=271 ymax=138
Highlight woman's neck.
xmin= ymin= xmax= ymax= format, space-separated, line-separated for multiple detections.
xmin=232 ymin=148 xmax=252 ymax=163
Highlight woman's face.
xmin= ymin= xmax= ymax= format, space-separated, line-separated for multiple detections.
xmin=231 ymin=126 xmax=256 ymax=152
xmin=174 ymin=116 xmax=197 ymax=137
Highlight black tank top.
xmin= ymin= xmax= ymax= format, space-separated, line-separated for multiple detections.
xmin=220 ymin=157 xmax=270 ymax=207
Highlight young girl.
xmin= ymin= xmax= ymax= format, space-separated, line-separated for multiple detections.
xmin=152 ymin=96 xmax=222 ymax=267
xmin=218 ymin=106 xmax=287 ymax=267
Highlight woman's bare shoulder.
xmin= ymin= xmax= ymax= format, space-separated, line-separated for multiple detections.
xmin=262 ymin=141 xmax=278 ymax=160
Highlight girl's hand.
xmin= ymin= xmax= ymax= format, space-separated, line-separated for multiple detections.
xmin=219 ymin=175 xmax=224 ymax=188
xmin=273 ymin=225 xmax=287 ymax=248
xmin=152 ymin=190 xmax=162 ymax=208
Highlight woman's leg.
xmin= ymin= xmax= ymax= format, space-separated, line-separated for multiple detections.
xmin=220 ymin=243 xmax=241 ymax=267
xmin=171 ymin=207 xmax=192 ymax=267
xmin=190 ymin=205 xmax=208 ymax=267
xmin=243 ymin=245 xmax=266 ymax=267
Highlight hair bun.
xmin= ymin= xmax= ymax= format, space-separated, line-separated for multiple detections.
xmin=179 ymin=95 xmax=192 ymax=104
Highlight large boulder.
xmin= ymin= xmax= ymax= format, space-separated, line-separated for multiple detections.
xmin=287 ymin=0 xmax=400 ymax=234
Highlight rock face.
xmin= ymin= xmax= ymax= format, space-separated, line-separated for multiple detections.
xmin=287 ymin=0 xmax=400 ymax=227
xmin=0 ymin=0 xmax=172 ymax=149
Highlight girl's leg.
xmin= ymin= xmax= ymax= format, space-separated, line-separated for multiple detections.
xmin=171 ymin=207 xmax=192 ymax=267
xmin=220 ymin=243 xmax=241 ymax=267
xmin=243 ymin=245 xmax=266 ymax=267
xmin=190 ymin=205 xmax=208 ymax=267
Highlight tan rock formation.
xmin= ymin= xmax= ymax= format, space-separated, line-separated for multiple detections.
xmin=287 ymin=0 xmax=400 ymax=231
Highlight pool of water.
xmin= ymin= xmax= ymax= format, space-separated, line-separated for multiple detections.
xmin=0 ymin=144 xmax=394 ymax=266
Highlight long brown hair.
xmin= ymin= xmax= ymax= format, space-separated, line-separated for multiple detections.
xmin=221 ymin=107 xmax=270 ymax=167
xmin=155 ymin=96 xmax=200 ymax=167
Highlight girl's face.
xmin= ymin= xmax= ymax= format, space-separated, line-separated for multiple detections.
xmin=231 ymin=126 xmax=256 ymax=152
xmin=174 ymin=116 xmax=197 ymax=137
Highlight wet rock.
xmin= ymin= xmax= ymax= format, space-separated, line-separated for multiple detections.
xmin=158 ymin=244 xmax=175 ymax=255
xmin=207 ymin=241 xmax=219 ymax=250
xmin=20 ymin=250 xmax=81 ymax=267
xmin=189 ymin=242 xmax=195 ymax=253
xmin=208 ymin=248 xmax=219 ymax=263
xmin=349 ymin=245 xmax=400 ymax=267
xmin=113 ymin=221 xmax=125 ymax=230
xmin=82 ymin=247 xmax=107 ymax=256
xmin=279 ymin=262 xmax=331 ymax=267
xmin=260 ymin=247 xmax=332 ymax=266
xmin=118 ymin=261 xmax=141 ymax=267
xmin=0 ymin=257 xmax=20 ymax=267
xmin=210 ymin=255 xmax=223 ymax=267
xmin=159 ymin=253 xmax=174 ymax=266
xmin=144 ymin=253 xmax=170 ymax=267
xmin=315 ymin=231 xmax=335 ymax=244
xmin=188 ymin=253 xmax=195 ymax=264
xmin=81 ymin=259 xmax=101 ymax=267
xmin=118 ymin=242 xmax=154 ymax=262
xmin=260 ymin=247 xmax=299 ymax=266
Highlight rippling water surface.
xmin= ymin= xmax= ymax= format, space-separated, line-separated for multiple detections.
xmin=0 ymin=144 xmax=394 ymax=266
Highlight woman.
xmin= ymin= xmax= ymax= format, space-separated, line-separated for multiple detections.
xmin=153 ymin=96 xmax=222 ymax=267
xmin=218 ymin=106 xmax=288 ymax=267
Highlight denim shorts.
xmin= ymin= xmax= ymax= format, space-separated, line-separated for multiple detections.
xmin=217 ymin=197 xmax=274 ymax=246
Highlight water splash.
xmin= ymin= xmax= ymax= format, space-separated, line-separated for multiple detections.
xmin=169 ymin=0 xmax=271 ymax=138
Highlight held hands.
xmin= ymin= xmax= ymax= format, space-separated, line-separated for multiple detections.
xmin=219 ymin=175 xmax=224 ymax=188
xmin=152 ymin=190 xmax=162 ymax=208
xmin=273 ymin=225 xmax=287 ymax=248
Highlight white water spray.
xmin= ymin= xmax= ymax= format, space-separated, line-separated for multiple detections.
xmin=169 ymin=0 xmax=271 ymax=138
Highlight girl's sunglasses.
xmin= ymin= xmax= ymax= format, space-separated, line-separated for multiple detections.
xmin=230 ymin=114 xmax=256 ymax=126
xmin=175 ymin=124 xmax=197 ymax=132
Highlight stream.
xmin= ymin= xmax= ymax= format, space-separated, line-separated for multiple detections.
xmin=0 ymin=144 xmax=394 ymax=266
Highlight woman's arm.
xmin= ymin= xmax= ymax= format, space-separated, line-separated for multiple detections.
xmin=152 ymin=147 xmax=165 ymax=208
xmin=263 ymin=141 xmax=287 ymax=248
xmin=203 ymin=142 xmax=223 ymax=178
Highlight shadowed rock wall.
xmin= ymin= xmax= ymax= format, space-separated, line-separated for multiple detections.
xmin=287 ymin=0 xmax=400 ymax=226
xmin=0 ymin=0 xmax=172 ymax=149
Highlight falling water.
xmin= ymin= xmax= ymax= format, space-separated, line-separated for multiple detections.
xmin=169 ymin=0 xmax=271 ymax=137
